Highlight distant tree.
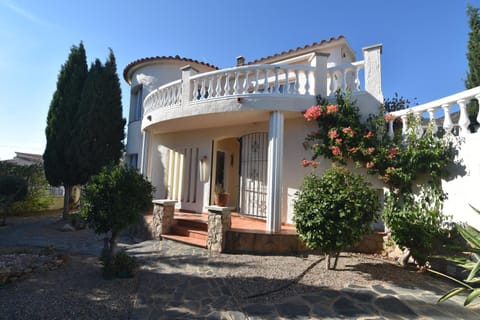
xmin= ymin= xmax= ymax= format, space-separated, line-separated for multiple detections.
xmin=74 ymin=49 xmax=125 ymax=181
xmin=383 ymin=93 xmax=415 ymax=113
xmin=0 ymin=176 xmax=28 ymax=225
xmin=43 ymin=42 xmax=88 ymax=218
xmin=466 ymin=4 xmax=480 ymax=129
xmin=0 ymin=162 xmax=53 ymax=213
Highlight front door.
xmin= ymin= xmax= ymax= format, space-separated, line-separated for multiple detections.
xmin=239 ymin=132 xmax=268 ymax=218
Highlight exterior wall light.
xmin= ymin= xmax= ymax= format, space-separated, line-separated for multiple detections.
xmin=199 ymin=155 xmax=209 ymax=182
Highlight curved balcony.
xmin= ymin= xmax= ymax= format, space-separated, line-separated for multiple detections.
xmin=141 ymin=46 xmax=382 ymax=133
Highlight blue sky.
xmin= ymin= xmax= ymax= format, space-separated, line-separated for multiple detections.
xmin=0 ymin=0 xmax=478 ymax=160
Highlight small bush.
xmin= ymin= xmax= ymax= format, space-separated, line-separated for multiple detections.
xmin=294 ymin=167 xmax=380 ymax=269
xmin=81 ymin=164 xmax=153 ymax=254
xmin=100 ymin=249 xmax=137 ymax=279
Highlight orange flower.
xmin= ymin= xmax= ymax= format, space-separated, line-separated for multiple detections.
xmin=363 ymin=131 xmax=374 ymax=138
xmin=349 ymin=147 xmax=359 ymax=153
xmin=335 ymin=138 xmax=343 ymax=145
xmin=342 ymin=127 xmax=355 ymax=137
xmin=331 ymin=146 xmax=342 ymax=156
xmin=367 ymin=147 xmax=375 ymax=154
xmin=301 ymin=159 xmax=320 ymax=168
xmin=384 ymin=113 xmax=396 ymax=122
xmin=365 ymin=161 xmax=374 ymax=169
xmin=304 ymin=105 xmax=322 ymax=121
xmin=386 ymin=148 xmax=399 ymax=159
xmin=326 ymin=104 xmax=339 ymax=114
xmin=301 ymin=158 xmax=310 ymax=167
xmin=328 ymin=129 xmax=339 ymax=139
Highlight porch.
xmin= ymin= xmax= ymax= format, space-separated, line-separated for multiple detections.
xmin=137 ymin=208 xmax=385 ymax=255
xmin=142 ymin=210 xmax=304 ymax=254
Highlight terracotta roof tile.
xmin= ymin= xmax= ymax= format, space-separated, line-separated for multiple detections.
xmin=246 ymin=35 xmax=345 ymax=65
xmin=123 ymin=55 xmax=218 ymax=83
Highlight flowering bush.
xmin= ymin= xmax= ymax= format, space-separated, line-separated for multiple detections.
xmin=302 ymin=91 xmax=456 ymax=193
xmin=300 ymin=91 xmax=457 ymax=267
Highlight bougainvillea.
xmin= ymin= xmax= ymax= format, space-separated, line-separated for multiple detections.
xmin=298 ymin=91 xmax=457 ymax=267
xmin=301 ymin=91 xmax=456 ymax=193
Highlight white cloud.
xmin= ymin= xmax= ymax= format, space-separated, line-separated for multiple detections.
xmin=0 ymin=0 xmax=52 ymax=26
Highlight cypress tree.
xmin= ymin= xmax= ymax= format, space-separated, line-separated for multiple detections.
xmin=74 ymin=49 xmax=125 ymax=180
xmin=466 ymin=4 xmax=480 ymax=128
xmin=43 ymin=42 xmax=88 ymax=218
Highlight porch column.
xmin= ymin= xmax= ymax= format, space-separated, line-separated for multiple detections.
xmin=266 ymin=111 xmax=284 ymax=233
xmin=140 ymin=131 xmax=149 ymax=175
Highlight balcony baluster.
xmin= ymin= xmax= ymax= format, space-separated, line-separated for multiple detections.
xmin=458 ymin=99 xmax=470 ymax=135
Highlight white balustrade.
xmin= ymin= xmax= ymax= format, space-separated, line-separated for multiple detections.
xmin=143 ymin=79 xmax=182 ymax=115
xmin=189 ymin=64 xmax=316 ymax=101
xmin=327 ymin=61 xmax=364 ymax=95
xmin=386 ymin=86 xmax=480 ymax=139
xmin=142 ymin=61 xmax=366 ymax=119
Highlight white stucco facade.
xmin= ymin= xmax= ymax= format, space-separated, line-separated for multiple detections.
xmin=123 ymin=36 xmax=384 ymax=230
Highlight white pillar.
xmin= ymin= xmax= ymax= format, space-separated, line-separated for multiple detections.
xmin=362 ymin=44 xmax=383 ymax=103
xmin=310 ymin=52 xmax=329 ymax=98
xmin=140 ymin=131 xmax=149 ymax=175
xmin=266 ymin=111 xmax=284 ymax=233
xmin=181 ymin=65 xmax=198 ymax=107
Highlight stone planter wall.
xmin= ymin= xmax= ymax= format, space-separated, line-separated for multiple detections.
xmin=206 ymin=206 xmax=232 ymax=253
xmin=151 ymin=200 xmax=177 ymax=240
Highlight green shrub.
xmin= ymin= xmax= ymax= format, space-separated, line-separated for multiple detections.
xmin=82 ymin=164 xmax=153 ymax=256
xmin=383 ymin=185 xmax=449 ymax=267
xmin=0 ymin=163 xmax=53 ymax=214
xmin=100 ymin=249 xmax=137 ymax=278
xmin=294 ymin=167 xmax=380 ymax=269
xmin=0 ymin=175 xmax=28 ymax=225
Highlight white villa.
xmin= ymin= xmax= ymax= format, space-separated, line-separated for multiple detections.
xmin=123 ymin=35 xmax=480 ymax=250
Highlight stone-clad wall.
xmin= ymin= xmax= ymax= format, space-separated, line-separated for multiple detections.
xmin=207 ymin=206 xmax=232 ymax=253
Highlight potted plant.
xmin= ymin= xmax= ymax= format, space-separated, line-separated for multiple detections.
xmin=214 ymin=184 xmax=230 ymax=207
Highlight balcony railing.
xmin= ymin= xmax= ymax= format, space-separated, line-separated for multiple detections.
xmin=143 ymin=79 xmax=182 ymax=115
xmin=142 ymin=44 xmax=382 ymax=123
xmin=387 ymin=86 xmax=480 ymax=138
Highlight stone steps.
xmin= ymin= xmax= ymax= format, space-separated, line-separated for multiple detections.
xmin=163 ymin=218 xmax=208 ymax=247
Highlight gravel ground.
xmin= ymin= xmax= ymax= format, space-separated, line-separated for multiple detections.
xmin=0 ymin=213 xmax=464 ymax=319
xmin=210 ymin=252 xmax=452 ymax=305
xmin=0 ymin=252 xmax=137 ymax=320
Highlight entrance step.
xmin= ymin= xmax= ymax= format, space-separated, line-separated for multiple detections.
xmin=162 ymin=216 xmax=208 ymax=248
xmin=162 ymin=234 xmax=207 ymax=248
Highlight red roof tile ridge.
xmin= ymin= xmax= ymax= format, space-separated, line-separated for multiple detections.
xmin=246 ymin=35 xmax=345 ymax=65
xmin=123 ymin=55 xmax=219 ymax=83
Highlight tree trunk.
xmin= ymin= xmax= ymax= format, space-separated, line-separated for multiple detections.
xmin=399 ymin=249 xmax=411 ymax=267
xmin=326 ymin=254 xmax=330 ymax=270
xmin=332 ymin=252 xmax=340 ymax=270
xmin=63 ymin=184 xmax=72 ymax=219
xmin=1 ymin=205 xmax=7 ymax=226
xmin=109 ymin=231 xmax=119 ymax=256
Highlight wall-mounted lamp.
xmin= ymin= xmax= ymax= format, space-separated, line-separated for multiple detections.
xmin=199 ymin=155 xmax=209 ymax=182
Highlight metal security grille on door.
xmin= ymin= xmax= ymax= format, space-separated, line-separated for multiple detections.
xmin=240 ymin=132 xmax=268 ymax=218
